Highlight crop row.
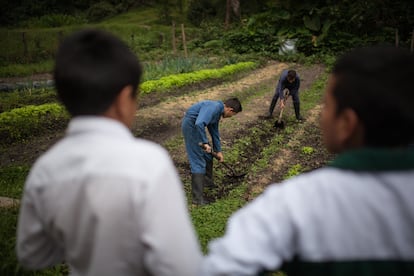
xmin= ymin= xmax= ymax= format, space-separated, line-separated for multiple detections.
xmin=0 ymin=62 xmax=257 ymax=145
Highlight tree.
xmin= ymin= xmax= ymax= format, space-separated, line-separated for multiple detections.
xmin=225 ymin=0 xmax=240 ymax=29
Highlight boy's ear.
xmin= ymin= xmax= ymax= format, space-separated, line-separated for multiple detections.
xmin=104 ymin=85 xmax=136 ymax=127
xmin=337 ymin=108 xmax=364 ymax=148
xmin=117 ymin=85 xmax=134 ymax=106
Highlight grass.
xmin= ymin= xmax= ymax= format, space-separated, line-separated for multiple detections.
xmin=0 ymin=166 xmax=29 ymax=198
xmin=0 ymin=61 xmax=54 ymax=78
xmin=0 ymin=88 xmax=57 ymax=113
xmin=0 ymin=5 xmax=207 ymax=76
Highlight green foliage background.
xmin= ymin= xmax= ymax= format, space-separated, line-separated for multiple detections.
xmin=0 ymin=1 xmax=412 ymax=275
xmin=1 ymin=0 xmax=413 ymax=71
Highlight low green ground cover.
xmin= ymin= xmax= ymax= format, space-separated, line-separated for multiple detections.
xmin=141 ymin=61 xmax=257 ymax=93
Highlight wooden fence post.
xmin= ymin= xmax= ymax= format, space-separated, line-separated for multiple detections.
xmin=181 ymin=23 xmax=188 ymax=58
xmin=158 ymin=32 xmax=164 ymax=47
xmin=172 ymin=21 xmax=177 ymax=55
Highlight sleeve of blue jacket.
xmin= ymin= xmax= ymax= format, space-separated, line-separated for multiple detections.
xmin=195 ymin=104 xmax=222 ymax=152
xmin=207 ymin=122 xmax=221 ymax=152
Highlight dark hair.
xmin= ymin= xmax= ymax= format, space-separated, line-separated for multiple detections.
xmin=224 ymin=97 xmax=242 ymax=113
xmin=287 ymin=70 xmax=297 ymax=80
xmin=332 ymin=46 xmax=414 ymax=147
xmin=54 ymin=29 xmax=142 ymax=116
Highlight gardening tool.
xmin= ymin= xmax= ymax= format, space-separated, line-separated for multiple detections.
xmin=198 ymin=143 xmax=247 ymax=178
xmin=274 ymin=90 xmax=290 ymax=129
xmin=273 ymin=105 xmax=286 ymax=129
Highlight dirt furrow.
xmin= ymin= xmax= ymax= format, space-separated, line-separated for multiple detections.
xmin=1 ymin=60 xmax=329 ymax=210
xmin=244 ymin=104 xmax=331 ymax=200
xmin=133 ymin=61 xmax=290 ymax=144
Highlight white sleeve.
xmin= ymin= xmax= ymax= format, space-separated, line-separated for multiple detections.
xmin=200 ymin=184 xmax=296 ymax=276
xmin=16 ymin=177 xmax=64 ymax=269
xmin=141 ymin=153 xmax=202 ymax=276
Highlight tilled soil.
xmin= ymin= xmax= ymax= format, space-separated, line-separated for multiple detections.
xmin=133 ymin=60 xmax=333 ymax=201
xmin=0 ymin=60 xmax=334 ymax=206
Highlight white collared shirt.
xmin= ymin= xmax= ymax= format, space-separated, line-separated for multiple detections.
xmin=17 ymin=116 xmax=202 ymax=276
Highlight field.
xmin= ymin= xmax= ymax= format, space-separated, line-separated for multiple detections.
xmin=0 ymin=58 xmax=336 ymax=274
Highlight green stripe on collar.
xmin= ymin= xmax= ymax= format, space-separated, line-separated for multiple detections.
xmin=279 ymin=259 xmax=414 ymax=276
xmin=328 ymin=148 xmax=414 ymax=171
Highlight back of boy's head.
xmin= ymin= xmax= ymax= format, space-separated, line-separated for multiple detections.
xmin=224 ymin=97 xmax=243 ymax=113
xmin=54 ymin=29 xmax=142 ymax=116
xmin=332 ymin=46 xmax=414 ymax=147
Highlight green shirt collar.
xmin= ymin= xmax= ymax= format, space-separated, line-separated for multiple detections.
xmin=328 ymin=147 xmax=414 ymax=171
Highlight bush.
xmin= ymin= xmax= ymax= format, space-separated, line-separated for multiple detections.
xmin=0 ymin=103 xmax=69 ymax=145
xmin=140 ymin=61 xmax=257 ymax=94
xmin=87 ymin=2 xmax=117 ymax=22
xmin=223 ymin=30 xmax=280 ymax=55
xmin=0 ymin=88 xmax=58 ymax=113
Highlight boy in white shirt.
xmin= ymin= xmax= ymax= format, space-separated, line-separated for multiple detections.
xmin=16 ymin=29 xmax=202 ymax=276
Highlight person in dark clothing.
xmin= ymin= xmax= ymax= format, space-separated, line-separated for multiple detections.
xmin=266 ymin=69 xmax=303 ymax=121
xmin=182 ymin=98 xmax=242 ymax=205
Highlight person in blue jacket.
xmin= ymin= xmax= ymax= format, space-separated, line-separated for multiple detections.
xmin=182 ymin=98 xmax=242 ymax=205
xmin=266 ymin=69 xmax=303 ymax=121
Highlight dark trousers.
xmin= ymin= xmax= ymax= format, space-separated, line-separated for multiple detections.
xmin=269 ymin=89 xmax=301 ymax=119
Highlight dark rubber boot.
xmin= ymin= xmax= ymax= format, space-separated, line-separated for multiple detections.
xmin=293 ymin=102 xmax=303 ymax=121
xmin=191 ymin=174 xmax=207 ymax=205
xmin=267 ymin=96 xmax=279 ymax=117
xmin=205 ymin=160 xmax=216 ymax=188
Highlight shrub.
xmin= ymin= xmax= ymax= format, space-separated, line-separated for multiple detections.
xmin=0 ymin=103 xmax=69 ymax=145
xmin=301 ymin=146 xmax=314 ymax=155
xmin=284 ymin=164 xmax=303 ymax=179
xmin=87 ymin=2 xmax=117 ymax=22
xmin=140 ymin=61 xmax=257 ymax=94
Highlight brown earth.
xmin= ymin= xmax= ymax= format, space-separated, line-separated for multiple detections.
xmin=0 ymin=61 xmax=334 ymax=207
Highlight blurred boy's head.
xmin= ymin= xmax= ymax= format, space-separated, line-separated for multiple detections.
xmin=321 ymin=46 xmax=414 ymax=153
xmin=54 ymin=29 xmax=142 ymax=126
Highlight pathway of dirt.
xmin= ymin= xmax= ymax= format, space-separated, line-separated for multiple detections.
xmin=245 ymin=104 xmax=326 ymax=200
xmin=0 ymin=196 xmax=20 ymax=208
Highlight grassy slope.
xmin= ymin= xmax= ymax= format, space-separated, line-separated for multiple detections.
xmin=0 ymin=5 xmax=199 ymax=77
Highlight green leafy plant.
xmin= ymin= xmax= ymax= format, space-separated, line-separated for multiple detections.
xmin=140 ymin=61 xmax=257 ymax=94
xmin=284 ymin=164 xmax=303 ymax=179
xmin=301 ymin=146 xmax=314 ymax=155
xmin=0 ymin=103 xmax=69 ymax=145
xmin=0 ymin=88 xmax=57 ymax=113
